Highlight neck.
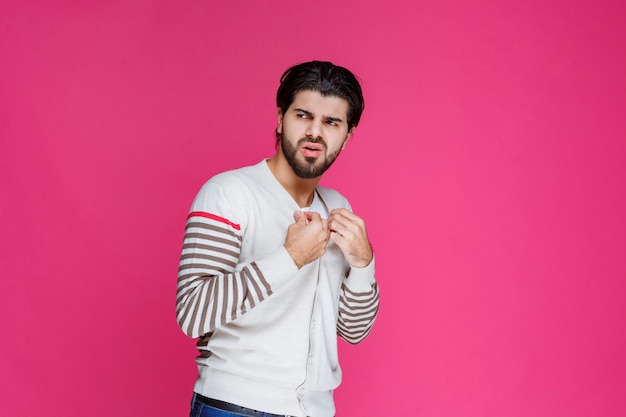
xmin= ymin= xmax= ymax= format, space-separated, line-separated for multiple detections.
xmin=267 ymin=154 xmax=320 ymax=208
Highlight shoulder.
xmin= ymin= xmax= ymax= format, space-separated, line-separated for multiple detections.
xmin=200 ymin=162 xmax=264 ymax=194
xmin=210 ymin=163 xmax=257 ymax=185
xmin=192 ymin=162 xmax=265 ymax=211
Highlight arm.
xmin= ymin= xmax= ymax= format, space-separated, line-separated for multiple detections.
xmin=337 ymin=260 xmax=380 ymax=344
xmin=176 ymin=182 xmax=296 ymax=338
xmin=327 ymin=207 xmax=380 ymax=343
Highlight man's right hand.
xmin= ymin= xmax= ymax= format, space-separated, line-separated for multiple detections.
xmin=284 ymin=211 xmax=330 ymax=269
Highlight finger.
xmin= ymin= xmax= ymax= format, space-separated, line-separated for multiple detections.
xmin=329 ymin=216 xmax=358 ymax=237
xmin=329 ymin=208 xmax=350 ymax=216
xmin=330 ymin=231 xmax=351 ymax=251
xmin=293 ymin=210 xmax=308 ymax=223
xmin=330 ymin=230 xmax=343 ymax=244
xmin=330 ymin=208 xmax=363 ymax=225
xmin=304 ymin=211 xmax=323 ymax=223
xmin=329 ymin=210 xmax=365 ymax=231
xmin=329 ymin=208 xmax=356 ymax=219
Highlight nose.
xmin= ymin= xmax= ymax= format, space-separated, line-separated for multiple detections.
xmin=305 ymin=118 xmax=323 ymax=139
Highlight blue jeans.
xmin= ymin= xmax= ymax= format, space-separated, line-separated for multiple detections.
xmin=189 ymin=393 xmax=289 ymax=417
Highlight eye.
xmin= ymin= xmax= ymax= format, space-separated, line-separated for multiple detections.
xmin=327 ymin=120 xmax=337 ymax=126
xmin=297 ymin=113 xmax=309 ymax=119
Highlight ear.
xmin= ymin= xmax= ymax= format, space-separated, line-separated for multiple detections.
xmin=341 ymin=127 xmax=355 ymax=150
xmin=276 ymin=107 xmax=284 ymax=134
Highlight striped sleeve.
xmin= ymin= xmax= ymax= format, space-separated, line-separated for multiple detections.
xmin=176 ymin=210 xmax=273 ymax=338
xmin=337 ymin=260 xmax=380 ymax=344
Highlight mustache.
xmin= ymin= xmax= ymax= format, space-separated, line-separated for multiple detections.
xmin=298 ymin=136 xmax=327 ymax=149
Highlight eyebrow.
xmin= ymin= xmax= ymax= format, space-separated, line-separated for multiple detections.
xmin=294 ymin=108 xmax=344 ymax=123
xmin=325 ymin=116 xmax=343 ymax=124
xmin=295 ymin=108 xmax=313 ymax=117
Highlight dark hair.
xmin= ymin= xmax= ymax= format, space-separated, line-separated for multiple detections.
xmin=275 ymin=61 xmax=364 ymax=144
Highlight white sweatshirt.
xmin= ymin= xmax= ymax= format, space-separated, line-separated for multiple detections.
xmin=176 ymin=160 xmax=379 ymax=416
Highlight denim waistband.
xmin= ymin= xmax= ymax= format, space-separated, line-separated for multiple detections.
xmin=194 ymin=393 xmax=292 ymax=417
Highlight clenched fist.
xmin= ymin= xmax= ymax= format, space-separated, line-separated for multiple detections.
xmin=284 ymin=211 xmax=330 ymax=269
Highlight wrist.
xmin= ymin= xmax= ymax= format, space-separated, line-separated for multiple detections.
xmin=284 ymin=244 xmax=304 ymax=269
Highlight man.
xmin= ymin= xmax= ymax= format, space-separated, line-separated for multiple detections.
xmin=176 ymin=61 xmax=379 ymax=417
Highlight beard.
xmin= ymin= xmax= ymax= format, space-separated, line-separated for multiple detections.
xmin=280 ymin=134 xmax=343 ymax=179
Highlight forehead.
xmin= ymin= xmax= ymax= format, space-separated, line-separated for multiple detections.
xmin=288 ymin=90 xmax=349 ymax=119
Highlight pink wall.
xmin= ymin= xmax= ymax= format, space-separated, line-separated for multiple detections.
xmin=1 ymin=1 xmax=625 ymax=416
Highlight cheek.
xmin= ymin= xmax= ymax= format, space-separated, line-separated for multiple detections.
xmin=329 ymin=133 xmax=349 ymax=150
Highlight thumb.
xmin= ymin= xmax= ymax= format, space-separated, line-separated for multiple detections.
xmin=293 ymin=210 xmax=307 ymax=223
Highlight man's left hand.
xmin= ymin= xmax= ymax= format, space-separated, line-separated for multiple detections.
xmin=328 ymin=208 xmax=373 ymax=268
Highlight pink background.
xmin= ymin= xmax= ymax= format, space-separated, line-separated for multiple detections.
xmin=1 ymin=1 xmax=625 ymax=416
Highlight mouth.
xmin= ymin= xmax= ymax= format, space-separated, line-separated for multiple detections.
xmin=301 ymin=141 xmax=324 ymax=158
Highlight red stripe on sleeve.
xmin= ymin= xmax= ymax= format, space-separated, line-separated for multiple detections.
xmin=187 ymin=211 xmax=241 ymax=231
